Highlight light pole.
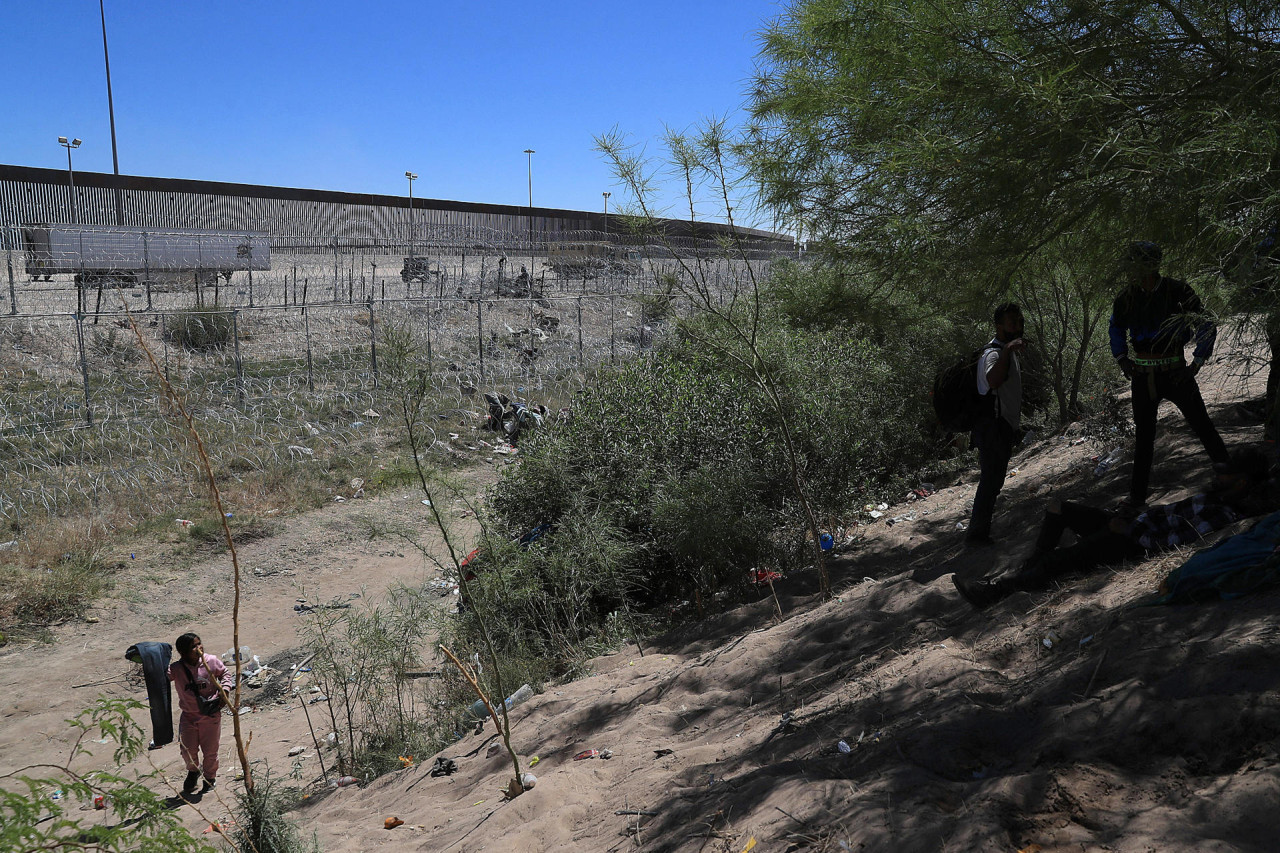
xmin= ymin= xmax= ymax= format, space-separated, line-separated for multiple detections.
xmin=405 ymin=171 xmax=418 ymax=264
xmin=99 ymin=0 xmax=123 ymax=225
xmin=523 ymin=149 xmax=535 ymax=280
xmin=602 ymin=191 xmax=610 ymax=239
xmin=58 ymin=136 xmax=83 ymax=223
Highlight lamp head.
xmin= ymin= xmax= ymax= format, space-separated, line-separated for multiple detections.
xmin=58 ymin=136 xmax=68 ymax=144
xmin=72 ymin=139 xmax=82 ymax=147
xmin=405 ymin=171 xmax=417 ymax=179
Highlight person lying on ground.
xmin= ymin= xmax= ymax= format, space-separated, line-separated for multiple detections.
xmin=952 ymin=448 xmax=1277 ymax=610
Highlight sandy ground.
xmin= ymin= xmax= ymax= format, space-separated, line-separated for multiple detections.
xmin=2 ymin=357 xmax=1278 ymax=852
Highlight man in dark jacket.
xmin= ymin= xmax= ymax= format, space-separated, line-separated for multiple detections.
xmin=1109 ymin=242 xmax=1229 ymax=507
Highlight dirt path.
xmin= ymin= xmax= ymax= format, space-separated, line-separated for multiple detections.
xmin=0 ymin=466 xmax=497 ymax=835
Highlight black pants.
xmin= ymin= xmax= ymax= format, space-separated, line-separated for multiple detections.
xmin=969 ymin=416 xmax=1016 ymax=540
xmin=1130 ymin=365 xmax=1229 ymax=503
xmin=1005 ymin=502 xmax=1145 ymax=593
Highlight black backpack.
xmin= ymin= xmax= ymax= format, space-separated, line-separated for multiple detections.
xmin=932 ymin=342 xmax=1001 ymax=432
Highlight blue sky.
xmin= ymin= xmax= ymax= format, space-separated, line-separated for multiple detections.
xmin=2 ymin=0 xmax=784 ymax=218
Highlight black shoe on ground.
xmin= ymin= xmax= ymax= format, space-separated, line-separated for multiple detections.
xmin=952 ymin=574 xmax=1007 ymax=610
xmin=181 ymin=770 xmax=200 ymax=797
xmin=200 ymin=777 xmax=216 ymax=794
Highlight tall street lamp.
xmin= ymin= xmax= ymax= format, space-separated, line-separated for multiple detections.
xmin=99 ymin=0 xmax=123 ymax=225
xmin=602 ymin=191 xmax=610 ymax=239
xmin=405 ymin=171 xmax=418 ymax=263
xmin=58 ymin=136 xmax=83 ymax=223
xmin=523 ymin=149 xmax=535 ymax=275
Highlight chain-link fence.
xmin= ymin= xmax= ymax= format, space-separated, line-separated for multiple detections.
xmin=0 ymin=292 xmax=696 ymax=435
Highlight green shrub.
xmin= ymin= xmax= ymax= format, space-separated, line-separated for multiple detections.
xmin=167 ymin=308 xmax=234 ymax=350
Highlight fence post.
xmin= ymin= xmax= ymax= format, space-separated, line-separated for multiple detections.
xmin=160 ymin=313 xmax=170 ymax=382
xmin=74 ymin=312 xmax=93 ymax=427
xmin=477 ymin=298 xmax=485 ymax=381
xmin=304 ymin=306 xmax=314 ymax=392
xmin=231 ymin=309 xmax=245 ymax=403
xmin=425 ymin=296 xmax=434 ymax=373
xmin=143 ymin=230 xmax=152 ymax=311
xmin=368 ymin=297 xmax=379 ymax=387
xmin=6 ymin=248 xmax=17 ymax=316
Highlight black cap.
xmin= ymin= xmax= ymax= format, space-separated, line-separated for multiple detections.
xmin=1125 ymin=241 xmax=1162 ymax=271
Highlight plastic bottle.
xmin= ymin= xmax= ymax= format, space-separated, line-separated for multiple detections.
xmin=465 ymin=684 xmax=534 ymax=720
xmin=330 ymin=776 xmax=358 ymax=788
xmin=1093 ymin=447 xmax=1123 ymax=477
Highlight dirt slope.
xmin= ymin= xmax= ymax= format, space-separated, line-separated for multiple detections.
xmin=299 ymin=362 xmax=1280 ymax=853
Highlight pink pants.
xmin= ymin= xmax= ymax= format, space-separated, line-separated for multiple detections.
xmin=178 ymin=711 xmax=222 ymax=780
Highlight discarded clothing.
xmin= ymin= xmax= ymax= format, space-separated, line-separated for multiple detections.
xmin=125 ymin=641 xmax=174 ymax=748
xmin=429 ymin=756 xmax=458 ymax=777
xmin=1157 ymin=510 xmax=1280 ymax=603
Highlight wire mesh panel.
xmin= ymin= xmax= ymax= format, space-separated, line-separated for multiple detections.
xmin=0 ymin=313 xmax=88 ymax=433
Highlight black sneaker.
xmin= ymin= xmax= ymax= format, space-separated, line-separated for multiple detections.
xmin=952 ymin=574 xmax=1007 ymax=610
xmin=181 ymin=770 xmax=200 ymax=797
xmin=200 ymin=777 xmax=216 ymax=794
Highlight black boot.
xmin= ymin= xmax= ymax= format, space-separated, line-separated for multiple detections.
xmin=200 ymin=776 xmax=216 ymax=794
xmin=181 ymin=770 xmax=200 ymax=797
xmin=952 ymin=574 xmax=1013 ymax=610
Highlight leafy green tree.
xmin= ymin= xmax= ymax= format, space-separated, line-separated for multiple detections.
xmin=748 ymin=0 xmax=1280 ymax=285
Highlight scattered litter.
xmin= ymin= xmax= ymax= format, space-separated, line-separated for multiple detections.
xmin=175 ymin=519 xmax=192 ymax=527
xmin=1093 ymin=447 xmax=1124 ymax=477
xmin=600 ymin=749 xmax=613 ymax=760
xmin=330 ymin=776 xmax=358 ymax=788
xmin=333 ymin=496 xmax=345 ymax=503
xmin=528 ymin=756 xmax=540 ymax=767
xmin=288 ymin=746 xmax=305 ymax=757
xmin=574 ymin=749 xmax=600 ymax=761
xmin=85 ymin=615 xmax=99 ymax=623
xmin=429 ymin=756 xmax=458 ymax=777
xmin=1079 ymin=635 xmax=1094 ymax=647
xmin=1042 ymin=630 xmax=1061 ymax=650
xmin=308 ymin=695 xmax=328 ymax=705
xmin=741 ymin=838 xmax=757 ymax=853
xmin=836 ymin=739 xmax=852 ymax=754
xmin=94 ymin=794 xmax=107 ymax=809
xmin=869 ymin=511 xmax=884 ymax=519
xmin=1008 ymin=467 xmax=1020 ymax=476
xmin=519 ymin=771 xmax=537 ymax=790
xmin=955 ymin=522 xmax=967 ymax=531
xmin=0 ymin=539 xmax=22 ymax=551
xmin=421 ymin=499 xmax=432 ymax=507
xmin=653 ymin=748 xmax=674 ymax=758
xmin=820 ymin=532 xmax=834 ymax=550
xmin=384 ymin=817 xmax=404 ymax=830
xmin=50 ymin=789 xmax=63 ymax=800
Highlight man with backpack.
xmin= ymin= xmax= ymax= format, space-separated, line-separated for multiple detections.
xmin=966 ymin=303 xmax=1027 ymax=546
xmin=1110 ymin=242 xmax=1229 ymax=508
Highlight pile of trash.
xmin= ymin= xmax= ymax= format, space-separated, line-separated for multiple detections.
xmin=483 ymin=393 xmax=548 ymax=444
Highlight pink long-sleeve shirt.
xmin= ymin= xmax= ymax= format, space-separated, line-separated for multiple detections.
xmin=169 ymin=653 xmax=234 ymax=715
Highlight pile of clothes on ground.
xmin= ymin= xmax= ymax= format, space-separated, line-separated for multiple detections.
xmin=483 ymin=392 xmax=548 ymax=444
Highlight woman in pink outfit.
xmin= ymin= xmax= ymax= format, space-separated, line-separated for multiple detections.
xmin=168 ymin=632 xmax=233 ymax=798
